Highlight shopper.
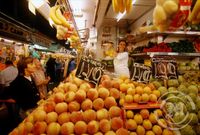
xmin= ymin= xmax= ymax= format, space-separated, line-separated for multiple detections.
xmin=0 ymin=60 xmax=18 ymax=93
xmin=0 ymin=57 xmax=40 ymax=134
xmin=0 ymin=57 xmax=40 ymax=118
xmin=113 ymin=40 xmax=130 ymax=78
xmin=46 ymin=55 xmax=56 ymax=83
xmin=32 ymin=58 xmax=50 ymax=99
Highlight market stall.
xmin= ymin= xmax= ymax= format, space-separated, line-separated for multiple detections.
xmin=0 ymin=0 xmax=200 ymax=134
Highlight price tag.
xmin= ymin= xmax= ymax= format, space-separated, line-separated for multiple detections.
xmin=151 ymin=57 xmax=178 ymax=80
xmin=75 ymin=56 xmax=105 ymax=86
xmin=130 ymin=63 xmax=151 ymax=83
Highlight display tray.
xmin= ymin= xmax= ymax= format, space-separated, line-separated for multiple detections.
xmin=132 ymin=31 xmax=200 ymax=43
xmin=130 ymin=52 xmax=200 ymax=58
xmin=123 ymin=102 xmax=161 ymax=110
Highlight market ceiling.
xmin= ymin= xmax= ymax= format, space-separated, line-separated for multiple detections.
xmin=0 ymin=0 xmax=65 ymax=44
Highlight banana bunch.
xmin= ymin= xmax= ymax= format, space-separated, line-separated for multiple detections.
xmin=188 ymin=0 xmax=200 ymax=24
xmin=49 ymin=5 xmax=71 ymax=29
xmin=112 ymin=0 xmax=132 ymax=13
xmin=49 ymin=5 xmax=80 ymax=42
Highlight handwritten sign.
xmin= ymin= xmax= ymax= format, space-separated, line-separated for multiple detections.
xmin=130 ymin=63 xmax=151 ymax=83
xmin=151 ymin=57 xmax=177 ymax=80
xmin=75 ymin=56 xmax=105 ymax=85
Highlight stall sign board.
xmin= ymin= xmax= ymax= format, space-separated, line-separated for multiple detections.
xmin=76 ymin=56 xmax=105 ymax=85
xmin=0 ymin=20 xmax=31 ymax=42
xmin=151 ymin=57 xmax=178 ymax=80
xmin=130 ymin=63 xmax=151 ymax=83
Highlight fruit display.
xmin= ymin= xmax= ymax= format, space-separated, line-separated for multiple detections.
xmin=49 ymin=5 xmax=80 ymax=43
xmin=124 ymin=109 xmax=174 ymax=135
xmin=112 ymin=0 xmax=133 ymax=13
xmin=167 ymin=40 xmax=195 ymax=53
xmin=177 ymin=58 xmax=199 ymax=71
xmin=143 ymin=42 xmax=172 ymax=53
xmin=9 ymin=72 xmax=180 ymax=135
xmin=153 ymin=76 xmax=200 ymax=135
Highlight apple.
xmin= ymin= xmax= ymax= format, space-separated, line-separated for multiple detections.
xmin=58 ymin=112 xmax=70 ymax=125
xmin=99 ymin=119 xmax=111 ymax=133
xmin=68 ymin=101 xmax=80 ymax=112
xmin=98 ymin=87 xmax=109 ymax=99
xmin=87 ymin=88 xmax=98 ymax=101
xmin=74 ymin=121 xmax=87 ymax=134
xmin=46 ymin=112 xmax=58 ymax=124
xmin=33 ymin=110 xmax=46 ymax=122
xmin=54 ymin=92 xmax=65 ymax=103
xmin=81 ymin=99 xmax=93 ymax=111
xmin=87 ymin=120 xmax=99 ymax=134
xmin=55 ymin=102 xmax=68 ymax=114
xmin=43 ymin=101 xmax=56 ymax=113
xmin=60 ymin=122 xmax=74 ymax=135
xmin=83 ymin=109 xmax=97 ymax=123
xmin=75 ymin=89 xmax=86 ymax=103
xmin=70 ymin=111 xmax=83 ymax=123
xmin=33 ymin=121 xmax=47 ymax=134
xmin=65 ymin=91 xmax=75 ymax=103
xmin=46 ymin=122 xmax=60 ymax=135
xmin=96 ymin=109 xmax=109 ymax=120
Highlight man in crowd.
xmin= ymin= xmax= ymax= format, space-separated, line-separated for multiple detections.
xmin=0 ymin=60 xmax=18 ymax=93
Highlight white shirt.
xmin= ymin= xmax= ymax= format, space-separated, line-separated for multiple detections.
xmin=113 ymin=52 xmax=130 ymax=78
xmin=0 ymin=66 xmax=18 ymax=87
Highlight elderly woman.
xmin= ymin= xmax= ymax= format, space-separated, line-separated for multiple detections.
xmin=32 ymin=58 xmax=50 ymax=99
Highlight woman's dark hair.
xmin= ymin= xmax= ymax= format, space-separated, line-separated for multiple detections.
xmin=17 ymin=57 xmax=33 ymax=75
xmin=117 ymin=39 xmax=127 ymax=52
xmin=118 ymin=39 xmax=127 ymax=45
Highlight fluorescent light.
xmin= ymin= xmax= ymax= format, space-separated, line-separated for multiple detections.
xmin=132 ymin=0 xmax=137 ymax=4
xmin=116 ymin=12 xmax=126 ymax=22
xmin=4 ymin=39 xmax=13 ymax=43
xmin=116 ymin=0 xmax=137 ymax=22
xmin=30 ymin=0 xmax=45 ymax=9
xmin=48 ymin=18 xmax=54 ymax=28
xmin=28 ymin=1 xmax=36 ymax=15
xmin=33 ymin=44 xmax=48 ymax=50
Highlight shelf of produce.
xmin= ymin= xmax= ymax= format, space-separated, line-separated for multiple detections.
xmin=130 ymin=52 xmax=200 ymax=58
xmin=123 ymin=102 xmax=161 ymax=110
xmin=132 ymin=31 xmax=200 ymax=43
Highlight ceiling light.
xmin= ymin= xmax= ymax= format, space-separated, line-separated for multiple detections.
xmin=28 ymin=0 xmax=50 ymax=20
xmin=30 ymin=0 xmax=45 ymax=9
xmin=4 ymin=39 xmax=13 ymax=43
xmin=116 ymin=12 xmax=126 ymax=22
xmin=116 ymin=0 xmax=137 ymax=22
xmin=28 ymin=1 xmax=36 ymax=15
xmin=48 ymin=18 xmax=54 ymax=28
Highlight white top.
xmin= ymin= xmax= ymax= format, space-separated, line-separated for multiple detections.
xmin=0 ymin=66 xmax=18 ymax=87
xmin=113 ymin=52 xmax=130 ymax=78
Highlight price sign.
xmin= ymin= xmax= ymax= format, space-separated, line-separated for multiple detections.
xmin=152 ymin=57 xmax=178 ymax=80
xmin=75 ymin=56 xmax=105 ymax=85
xmin=130 ymin=63 xmax=151 ymax=83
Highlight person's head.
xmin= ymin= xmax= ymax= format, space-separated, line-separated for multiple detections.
xmin=5 ymin=60 xmax=13 ymax=66
xmin=17 ymin=57 xmax=36 ymax=76
xmin=33 ymin=58 xmax=42 ymax=69
xmin=117 ymin=40 xmax=127 ymax=53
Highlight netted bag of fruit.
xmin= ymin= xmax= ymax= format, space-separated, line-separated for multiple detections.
xmin=153 ymin=0 xmax=191 ymax=32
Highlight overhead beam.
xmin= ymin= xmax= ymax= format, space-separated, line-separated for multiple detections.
xmin=94 ymin=0 xmax=110 ymax=28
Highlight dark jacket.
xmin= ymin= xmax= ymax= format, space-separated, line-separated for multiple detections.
xmin=0 ymin=75 xmax=40 ymax=111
